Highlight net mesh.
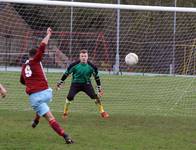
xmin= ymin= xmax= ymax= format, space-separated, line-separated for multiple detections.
xmin=0 ymin=2 xmax=196 ymax=117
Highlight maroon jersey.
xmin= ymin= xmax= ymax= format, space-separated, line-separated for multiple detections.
xmin=20 ymin=43 xmax=48 ymax=94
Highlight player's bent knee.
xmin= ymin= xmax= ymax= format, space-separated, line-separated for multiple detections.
xmin=44 ymin=111 xmax=55 ymax=121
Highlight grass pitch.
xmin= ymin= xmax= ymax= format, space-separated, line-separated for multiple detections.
xmin=1 ymin=72 xmax=196 ymax=149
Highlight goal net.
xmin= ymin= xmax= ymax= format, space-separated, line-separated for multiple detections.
xmin=0 ymin=0 xmax=196 ymax=117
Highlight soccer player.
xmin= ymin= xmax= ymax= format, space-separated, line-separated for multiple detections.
xmin=20 ymin=27 xmax=74 ymax=144
xmin=57 ymin=50 xmax=109 ymax=120
xmin=0 ymin=84 xmax=7 ymax=98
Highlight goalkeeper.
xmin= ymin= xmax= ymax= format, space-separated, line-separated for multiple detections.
xmin=57 ymin=50 xmax=109 ymax=119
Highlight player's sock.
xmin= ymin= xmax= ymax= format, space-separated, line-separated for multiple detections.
xmin=64 ymin=99 xmax=71 ymax=115
xmin=95 ymin=99 xmax=109 ymax=118
xmin=97 ymin=103 xmax=105 ymax=113
xmin=49 ymin=119 xmax=65 ymax=137
xmin=34 ymin=113 xmax=40 ymax=121
xmin=49 ymin=119 xmax=74 ymax=144
xmin=98 ymin=104 xmax=109 ymax=118
xmin=95 ymin=99 xmax=105 ymax=113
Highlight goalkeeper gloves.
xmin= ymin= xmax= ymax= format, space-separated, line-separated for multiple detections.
xmin=97 ymin=86 xmax=104 ymax=97
xmin=56 ymin=80 xmax=64 ymax=90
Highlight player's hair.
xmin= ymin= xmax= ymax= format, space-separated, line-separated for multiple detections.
xmin=80 ymin=49 xmax=88 ymax=54
xmin=29 ymin=47 xmax=38 ymax=57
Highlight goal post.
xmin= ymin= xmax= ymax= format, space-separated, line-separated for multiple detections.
xmin=0 ymin=0 xmax=196 ymax=117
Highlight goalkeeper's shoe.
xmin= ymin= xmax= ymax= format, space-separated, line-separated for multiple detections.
xmin=64 ymin=136 xmax=74 ymax=144
xmin=32 ymin=120 xmax=39 ymax=128
xmin=101 ymin=111 xmax=109 ymax=118
xmin=62 ymin=113 xmax=68 ymax=121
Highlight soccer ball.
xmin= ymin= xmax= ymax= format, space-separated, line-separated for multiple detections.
xmin=125 ymin=53 xmax=138 ymax=66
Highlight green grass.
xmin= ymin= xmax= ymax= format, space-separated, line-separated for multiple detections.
xmin=1 ymin=71 xmax=196 ymax=149
xmin=1 ymin=110 xmax=196 ymax=150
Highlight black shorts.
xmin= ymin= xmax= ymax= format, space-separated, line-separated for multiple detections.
xmin=67 ymin=83 xmax=98 ymax=101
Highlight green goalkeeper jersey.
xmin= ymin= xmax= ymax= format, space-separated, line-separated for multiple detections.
xmin=62 ymin=61 xmax=101 ymax=85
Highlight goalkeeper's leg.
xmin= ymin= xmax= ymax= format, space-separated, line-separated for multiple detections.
xmin=63 ymin=83 xmax=80 ymax=120
xmin=95 ymin=97 xmax=109 ymax=118
xmin=83 ymin=84 xmax=109 ymax=118
xmin=95 ymin=97 xmax=105 ymax=113
xmin=63 ymin=98 xmax=71 ymax=118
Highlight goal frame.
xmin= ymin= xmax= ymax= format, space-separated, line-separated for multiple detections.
xmin=1 ymin=0 xmax=196 ymax=13
xmin=1 ymin=0 xmax=196 ymax=74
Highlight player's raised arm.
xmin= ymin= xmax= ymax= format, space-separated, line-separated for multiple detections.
xmin=41 ymin=27 xmax=52 ymax=45
xmin=33 ymin=27 xmax=52 ymax=62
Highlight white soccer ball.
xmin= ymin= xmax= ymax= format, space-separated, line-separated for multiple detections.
xmin=125 ymin=53 xmax=138 ymax=66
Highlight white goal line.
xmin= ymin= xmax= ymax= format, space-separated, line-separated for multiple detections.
xmin=0 ymin=0 xmax=196 ymax=13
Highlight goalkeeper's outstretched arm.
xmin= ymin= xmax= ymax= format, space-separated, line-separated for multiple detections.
xmin=56 ymin=73 xmax=69 ymax=89
xmin=93 ymin=72 xmax=104 ymax=97
xmin=88 ymin=61 xmax=104 ymax=96
xmin=56 ymin=61 xmax=79 ymax=89
xmin=94 ymin=74 xmax=101 ymax=87
xmin=88 ymin=62 xmax=101 ymax=86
